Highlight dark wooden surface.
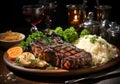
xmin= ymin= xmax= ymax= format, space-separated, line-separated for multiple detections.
xmin=0 ymin=0 xmax=120 ymax=84
xmin=1 ymin=47 xmax=120 ymax=84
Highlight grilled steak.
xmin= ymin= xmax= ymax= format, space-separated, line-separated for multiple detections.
xmin=31 ymin=33 xmax=92 ymax=69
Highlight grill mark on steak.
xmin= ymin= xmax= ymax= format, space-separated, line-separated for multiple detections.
xmin=31 ymin=33 xmax=92 ymax=69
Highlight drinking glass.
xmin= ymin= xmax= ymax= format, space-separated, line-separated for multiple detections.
xmin=43 ymin=2 xmax=57 ymax=31
xmin=95 ymin=5 xmax=112 ymax=22
xmin=66 ymin=4 xmax=87 ymax=28
xmin=22 ymin=4 xmax=45 ymax=33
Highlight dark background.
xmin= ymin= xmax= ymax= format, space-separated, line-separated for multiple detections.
xmin=0 ymin=0 xmax=119 ymax=33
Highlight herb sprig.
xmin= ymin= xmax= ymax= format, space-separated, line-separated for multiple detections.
xmin=89 ymin=35 xmax=98 ymax=43
xmin=80 ymin=29 xmax=90 ymax=38
xmin=20 ymin=31 xmax=45 ymax=50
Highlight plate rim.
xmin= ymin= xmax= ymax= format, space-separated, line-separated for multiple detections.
xmin=0 ymin=32 xmax=25 ymax=42
xmin=3 ymin=47 xmax=120 ymax=76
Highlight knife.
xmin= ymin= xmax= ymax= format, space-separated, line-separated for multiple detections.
xmin=65 ymin=68 xmax=120 ymax=84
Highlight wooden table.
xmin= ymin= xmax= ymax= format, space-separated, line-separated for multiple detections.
xmin=1 ymin=48 xmax=120 ymax=84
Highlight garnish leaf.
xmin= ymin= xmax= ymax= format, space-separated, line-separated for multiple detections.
xmin=80 ymin=29 xmax=90 ymax=38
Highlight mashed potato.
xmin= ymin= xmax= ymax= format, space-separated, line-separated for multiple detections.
xmin=73 ymin=35 xmax=118 ymax=66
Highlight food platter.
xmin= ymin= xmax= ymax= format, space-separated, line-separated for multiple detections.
xmin=3 ymin=47 xmax=120 ymax=76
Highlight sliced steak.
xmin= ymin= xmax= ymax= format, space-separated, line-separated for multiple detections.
xmin=31 ymin=34 xmax=92 ymax=69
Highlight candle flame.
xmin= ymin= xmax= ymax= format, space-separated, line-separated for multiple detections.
xmin=74 ymin=15 xmax=78 ymax=20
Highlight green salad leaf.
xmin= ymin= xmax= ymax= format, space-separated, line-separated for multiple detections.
xmin=63 ymin=27 xmax=78 ymax=43
xmin=20 ymin=31 xmax=45 ymax=50
xmin=49 ymin=26 xmax=78 ymax=43
xmin=80 ymin=29 xmax=90 ymax=38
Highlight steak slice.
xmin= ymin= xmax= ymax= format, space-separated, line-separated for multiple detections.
xmin=31 ymin=34 xmax=92 ymax=69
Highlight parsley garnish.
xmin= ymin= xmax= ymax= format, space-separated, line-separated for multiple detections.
xmin=20 ymin=31 xmax=45 ymax=50
xmin=15 ymin=58 xmax=21 ymax=64
xmin=80 ymin=29 xmax=90 ymax=38
xmin=89 ymin=35 xmax=98 ymax=43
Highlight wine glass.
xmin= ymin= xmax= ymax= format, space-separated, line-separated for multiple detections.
xmin=22 ymin=4 xmax=45 ymax=33
xmin=43 ymin=2 xmax=57 ymax=31
xmin=95 ymin=5 xmax=112 ymax=22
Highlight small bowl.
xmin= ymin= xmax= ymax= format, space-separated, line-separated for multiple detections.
xmin=0 ymin=32 xmax=25 ymax=49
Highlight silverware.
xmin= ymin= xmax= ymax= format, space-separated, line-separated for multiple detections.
xmin=65 ymin=68 xmax=120 ymax=84
xmin=30 ymin=25 xmax=38 ymax=33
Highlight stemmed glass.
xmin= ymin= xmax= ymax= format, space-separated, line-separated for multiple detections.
xmin=22 ymin=2 xmax=57 ymax=33
xmin=22 ymin=4 xmax=45 ymax=33
xmin=43 ymin=2 xmax=57 ymax=32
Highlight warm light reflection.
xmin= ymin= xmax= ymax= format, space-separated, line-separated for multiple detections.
xmin=72 ymin=9 xmax=79 ymax=23
xmin=67 ymin=4 xmax=87 ymax=27
xmin=74 ymin=10 xmax=77 ymax=14
xmin=73 ymin=15 xmax=79 ymax=22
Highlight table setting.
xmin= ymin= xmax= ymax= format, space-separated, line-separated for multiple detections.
xmin=0 ymin=0 xmax=120 ymax=84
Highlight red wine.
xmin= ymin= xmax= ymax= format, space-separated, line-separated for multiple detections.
xmin=23 ymin=4 xmax=45 ymax=25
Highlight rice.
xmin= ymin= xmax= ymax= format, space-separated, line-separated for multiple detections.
xmin=73 ymin=35 xmax=118 ymax=65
